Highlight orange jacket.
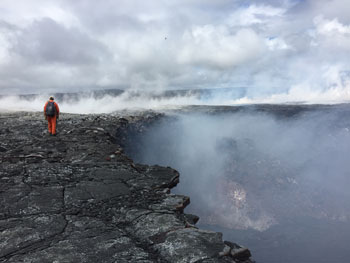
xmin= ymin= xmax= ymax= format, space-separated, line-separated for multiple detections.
xmin=44 ymin=100 xmax=60 ymax=117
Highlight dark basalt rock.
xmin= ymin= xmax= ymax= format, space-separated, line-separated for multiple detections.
xmin=0 ymin=111 xmax=253 ymax=263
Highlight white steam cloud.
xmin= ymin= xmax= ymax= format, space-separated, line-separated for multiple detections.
xmin=128 ymin=108 xmax=350 ymax=231
xmin=1 ymin=85 xmax=350 ymax=115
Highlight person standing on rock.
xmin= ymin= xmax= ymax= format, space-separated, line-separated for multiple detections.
xmin=44 ymin=96 xmax=60 ymax=136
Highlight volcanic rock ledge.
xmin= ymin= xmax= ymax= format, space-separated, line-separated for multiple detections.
xmin=0 ymin=112 xmax=253 ymax=263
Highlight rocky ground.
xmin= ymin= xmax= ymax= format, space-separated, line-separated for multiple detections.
xmin=0 ymin=111 xmax=253 ymax=263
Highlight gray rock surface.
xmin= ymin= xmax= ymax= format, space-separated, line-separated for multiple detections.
xmin=0 ymin=112 xmax=253 ymax=263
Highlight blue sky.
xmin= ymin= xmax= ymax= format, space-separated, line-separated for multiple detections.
xmin=0 ymin=0 xmax=349 ymax=103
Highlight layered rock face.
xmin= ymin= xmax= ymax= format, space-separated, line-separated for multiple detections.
xmin=0 ymin=112 xmax=252 ymax=263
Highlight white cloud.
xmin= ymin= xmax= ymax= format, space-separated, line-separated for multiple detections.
xmin=266 ymin=37 xmax=290 ymax=50
xmin=178 ymin=26 xmax=265 ymax=68
xmin=0 ymin=32 xmax=10 ymax=63
xmin=228 ymin=4 xmax=286 ymax=26
xmin=14 ymin=18 xmax=110 ymax=65
xmin=310 ymin=15 xmax=350 ymax=52
xmin=314 ymin=15 xmax=350 ymax=35
xmin=0 ymin=0 xmax=79 ymax=28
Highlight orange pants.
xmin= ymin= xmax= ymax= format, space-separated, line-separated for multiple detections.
xmin=47 ymin=116 xmax=57 ymax=135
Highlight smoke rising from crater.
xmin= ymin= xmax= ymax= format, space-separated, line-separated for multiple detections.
xmin=127 ymin=106 xmax=350 ymax=231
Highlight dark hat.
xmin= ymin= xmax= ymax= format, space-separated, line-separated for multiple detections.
xmin=49 ymin=96 xmax=54 ymax=100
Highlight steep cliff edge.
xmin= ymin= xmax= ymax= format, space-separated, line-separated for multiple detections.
xmin=0 ymin=112 xmax=253 ymax=263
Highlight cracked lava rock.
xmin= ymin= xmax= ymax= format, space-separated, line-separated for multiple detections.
xmin=0 ymin=111 xmax=253 ymax=263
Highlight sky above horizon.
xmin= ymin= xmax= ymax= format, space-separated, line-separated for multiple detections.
xmin=0 ymin=0 xmax=349 ymax=102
